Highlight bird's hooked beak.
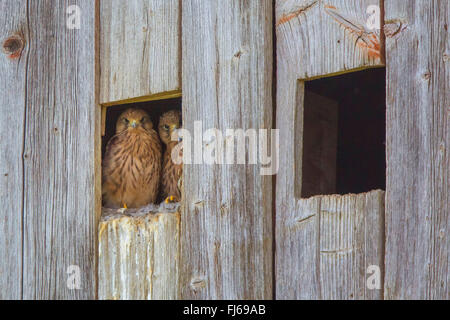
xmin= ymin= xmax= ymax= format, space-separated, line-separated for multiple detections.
xmin=130 ymin=120 xmax=138 ymax=128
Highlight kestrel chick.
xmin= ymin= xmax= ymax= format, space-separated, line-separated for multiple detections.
xmin=102 ymin=108 xmax=162 ymax=208
xmin=158 ymin=110 xmax=182 ymax=203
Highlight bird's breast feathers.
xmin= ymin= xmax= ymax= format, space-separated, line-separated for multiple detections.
xmin=104 ymin=129 xmax=162 ymax=188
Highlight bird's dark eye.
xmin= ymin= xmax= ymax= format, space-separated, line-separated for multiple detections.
xmin=163 ymin=125 xmax=169 ymax=130
xmin=141 ymin=117 xmax=146 ymax=122
xmin=123 ymin=118 xmax=129 ymax=123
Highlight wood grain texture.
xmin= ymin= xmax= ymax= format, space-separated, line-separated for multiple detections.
xmin=276 ymin=0 xmax=385 ymax=299
xmin=99 ymin=0 xmax=180 ymax=104
xmin=384 ymin=0 xmax=449 ymax=299
xmin=276 ymin=0 xmax=384 ymax=80
xmin=319 ymin=191 xmax=384 ymax=299
xmin=180 ymin=0 xmax=273 ymax=299
xmin=0 ymin=0 xmax=27 ymax=300
xmin=278 ymin=191 xmax=385 ymax=299
xmin=98 ymin=211 xmax=180 ymax=300
xmin=21 ymin=0 xmax=99 ymax=299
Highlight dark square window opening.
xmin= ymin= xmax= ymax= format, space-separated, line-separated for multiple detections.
xmin=102 ymin=97 xmax=182 ymax=208
xmin=299 ymin=68 xmax=386 ymax=198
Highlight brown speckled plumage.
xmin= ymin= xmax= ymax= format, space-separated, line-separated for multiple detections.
xmin=102 ymin=108 xmax=162 ymax=208
xmin=158 ymin=110 xmax=182 ymax=202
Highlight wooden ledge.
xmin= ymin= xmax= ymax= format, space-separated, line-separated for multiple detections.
xmin=98 ymin=204 xmax=181 ymax=300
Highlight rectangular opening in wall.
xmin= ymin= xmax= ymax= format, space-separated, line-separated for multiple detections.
xmin=298 ymin=68 xmax=386 ymax=198
xmin=101 ymin=96 xmax=182 ymax=213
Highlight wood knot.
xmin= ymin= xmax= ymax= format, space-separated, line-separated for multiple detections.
xmin=2 ymin=34 xmax=25 ymax=59
xmin=233 ymin=50 xmax=245 ymax=59
xmin=422 ymin=71 xmax=431 ymax=81
xmin=443 ymin=52 xmax=450 ymax=62
xmin=193 ymin=199 xmax=204 ymax=207
xmin=190 ymin=277 xmax=206 ymax=292
xmin=220 ymin=204 xmax=227 ymax=216
xmin=384 ymin=21 xmax=407 ymax=38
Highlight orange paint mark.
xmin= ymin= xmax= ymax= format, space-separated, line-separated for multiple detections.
xmin=276 ymin=1 xmax=318 ymax=27
xmin=324 ymin=5 xmax=381 ymax=60
xmin=8 ymin=51 xmax=22 ymax=59
xmin=277 ymin=12 xmax=301 ymax=26
xmin=357 ymin=33 xmax=381 ymax=59
xmin=277 ymin=3 xmax=381 ymax=59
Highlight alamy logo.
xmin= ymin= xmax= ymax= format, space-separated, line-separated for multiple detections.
xmin=169 ymin=122 xmax=279 ymax=176
xmin=366 ymin=5 xmax=381 ymax=30
xmin=66 ymin=5 xmax=81 ymax=30
xmin=67 ymin=265 xmax=81 ymax=290
xmin=366 ymin=265 xmax=381 ymax=290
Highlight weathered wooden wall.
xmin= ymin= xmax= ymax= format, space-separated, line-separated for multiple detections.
xmin=287 ymin=191 xmax=385 ymax=299
xmin=275 ymin=0 xmax=385 ymax=299
xmin=98 ymin=208 xmax=180 ymax=300
xmin=99 ymin=0 xmax=181 ymax=105
xmin=384 ymin=0 xmax=448 ymax=299
xmin=0 ymin=0 xmax=99 ymax=299
xmin=1 ymin=0 xmax=447 ymax=301
xmin=180 ymin=0 xmax=274 ymax=299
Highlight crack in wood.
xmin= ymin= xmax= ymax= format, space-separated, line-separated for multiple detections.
xmin=320 ymin=247 xmax=355 ymax=255
xmin=296 ymin=214 xmax=316 ymax=224
xmin=190 ymin=277 xmax=207 ymax=292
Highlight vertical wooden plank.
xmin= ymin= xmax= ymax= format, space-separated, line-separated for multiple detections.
xmin=181 ymin=0 xmax=273 ymax=299
xmin=0 ymin=0 xmax=27 ymax=300
xmin=319 ymin=191 xmax=384 ymax=300
xmin=384 ymin=0 xmax=449 ymax=299
xmin=98 ymin=210 xmax=180 ymax=300
xmin=363 ymin=189 xmax=385 ymax=299
xmin=100 ymin=0 xmax=180 ymax=104
xmin=276 ymin=0 xmax=385 ymax=299
xmin=22 ymin=0 xmax=99 ymax=299
xmin=98 ymin=0 xmax=181 ymax=298
xmin=283 ymin=196 xmax=321 ymax=299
